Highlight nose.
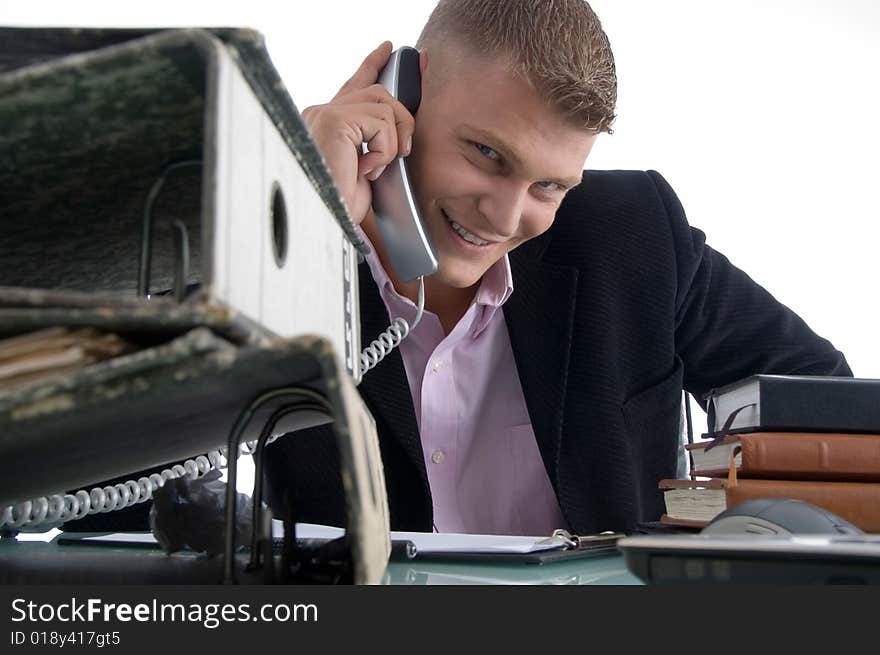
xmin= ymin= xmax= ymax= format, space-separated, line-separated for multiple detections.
xmin=476 ymin=180 xmax=528 ymax=239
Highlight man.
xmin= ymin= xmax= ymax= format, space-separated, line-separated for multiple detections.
xmin=264 ymin=0 xmax=850 ymax=535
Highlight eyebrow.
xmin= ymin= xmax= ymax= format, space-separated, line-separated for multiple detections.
xmin=464 ymin=125 xmax=583 ymax=189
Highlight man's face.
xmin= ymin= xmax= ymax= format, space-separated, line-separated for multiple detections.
xmin=408 ymin=50 xmax=597 ymax=289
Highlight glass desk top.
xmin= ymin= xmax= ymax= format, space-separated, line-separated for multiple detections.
xmin=0 ymin=537 xmax=642 ymax=585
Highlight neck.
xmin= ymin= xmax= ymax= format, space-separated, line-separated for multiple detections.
xmin=362 ymin=210 xmax=477 ymax=333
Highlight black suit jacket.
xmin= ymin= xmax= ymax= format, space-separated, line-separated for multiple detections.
xmin=264 ymin=170 xmax=851 ymax=534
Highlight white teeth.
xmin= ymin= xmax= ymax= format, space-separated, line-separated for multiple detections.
xmin=448 ymin=218 xmax=489 ymax=246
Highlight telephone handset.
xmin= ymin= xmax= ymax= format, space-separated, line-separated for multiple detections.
xmin=370 ymin=46 xmax=439 ymax=282
xmin=356 ymin=46 xmax=433 ymax=377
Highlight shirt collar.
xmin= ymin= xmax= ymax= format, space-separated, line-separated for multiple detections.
xmin=475 ymin=253 xmax=514 ymax=308
xmin=467 ymin=251 xmax=512 ymax=338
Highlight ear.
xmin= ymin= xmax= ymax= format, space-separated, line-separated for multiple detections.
xmin=419 ymin=49 xmax=428 ymax=76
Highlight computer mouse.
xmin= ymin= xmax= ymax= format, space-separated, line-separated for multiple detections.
xmin=701 ymin=498 xmax=864 ymax=536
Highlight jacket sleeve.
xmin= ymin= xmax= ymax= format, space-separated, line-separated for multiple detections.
xmin=646 ymin=170 xmax=852 ymax=406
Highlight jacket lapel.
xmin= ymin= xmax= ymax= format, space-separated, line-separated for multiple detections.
xmin=505 ymin=242 xmax=579 ymax=495
xmin=354 ymin=261 xmax=429 ymax=488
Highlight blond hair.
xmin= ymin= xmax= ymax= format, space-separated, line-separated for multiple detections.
xmin=416 ymin=0 xmax=617 ymax=133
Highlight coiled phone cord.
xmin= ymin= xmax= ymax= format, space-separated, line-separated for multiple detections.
xmin=0 ymin=437 xmax=276 ymax=531
xmin=360 ymin=276 xmax=425 ymax=376
xmin=3 ymin=276 xmax=425 ymax=530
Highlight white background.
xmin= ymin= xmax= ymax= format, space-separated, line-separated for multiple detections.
xmin=3 ymin=0 xmax=878 ymax=502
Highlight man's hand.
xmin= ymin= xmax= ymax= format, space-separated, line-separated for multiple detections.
xmin=301 ymin=41 xmax=416 ymax=225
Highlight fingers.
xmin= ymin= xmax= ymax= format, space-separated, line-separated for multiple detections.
xmin=299 ymin=42 xmax=417 ymax=224
xmin=331 ymin=42 xmax=416 ymax=161
xmin=349 ymin=84 xmax=415 ymax=158
xmin=311 ymin=83 xmax=415 ymax=156
xmin=304 ymin=101 xmax=401 ymax=180
xmin=359 ymin=150 xmax=391 ymax=181
xmin=351 ymin=103 xmax=398 ymax=180
xmin=335 ymin=41 xmax=393 ymax=99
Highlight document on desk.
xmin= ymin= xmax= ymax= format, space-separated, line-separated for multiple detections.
xmin=75 ymin=522 xmax=622 ymax=562
xmin=291 ymin=523 xmax=623 ymax=563
xmin=293 ymin=523 xmax=559 ymax=553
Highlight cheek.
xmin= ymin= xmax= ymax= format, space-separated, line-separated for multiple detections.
xmin=412 ymin=150 xmax=484 ymax=201
xmin=409 ymin=143 xmax=455 ymax=193
xmin=410 ymin=128 xmax=487 ymax=196
xmin=518 ymin=207 xmax=557 ymax=240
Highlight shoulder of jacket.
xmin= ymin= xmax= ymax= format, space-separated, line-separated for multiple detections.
xmin=571 ymin=169 xmax=664 ymax=200
xmin=551 ymin=169 xmax=667 ymax=229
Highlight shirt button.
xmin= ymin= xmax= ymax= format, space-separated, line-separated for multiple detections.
xmin=431 ymin=449 xmax=445 ymax=464
xmin=432 ymin=359 xmax=443 ymax=373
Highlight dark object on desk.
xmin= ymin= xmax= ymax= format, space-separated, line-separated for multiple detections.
xmin=704 ymin=374 xmax=880 ymax=436
xmin=149 ymin=469 xmax=253 ymax=556
xmin=618 ymin=532 xmax=880 ymax=584
xmin=635 ymin=520 xmax=701 ymax=534
xmin=701 ymin=498 xmax=864 ymax=536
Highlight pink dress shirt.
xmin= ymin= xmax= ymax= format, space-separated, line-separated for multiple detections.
xmin=361 ymin=232 xmax=566 ymax=536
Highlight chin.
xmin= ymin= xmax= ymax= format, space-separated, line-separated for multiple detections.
xmin=432 ymin=260 xmax=485 ymax=289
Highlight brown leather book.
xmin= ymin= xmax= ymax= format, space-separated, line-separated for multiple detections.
xmin=726 ymin=479 xmax=880 ymax=532
xmin=658 ymin=477 xmax=880 ymax=532
xmin=687 ymin=432 xmax=880 ymax=481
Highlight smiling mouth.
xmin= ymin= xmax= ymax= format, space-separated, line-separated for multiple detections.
xmin=442 ymin=211 xmax=490 ymax=246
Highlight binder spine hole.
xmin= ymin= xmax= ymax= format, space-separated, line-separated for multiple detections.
xmin=270 ymin=181 xmax=288 ymax=268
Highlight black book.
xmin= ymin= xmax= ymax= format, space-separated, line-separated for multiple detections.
xmin=704 ymin=375 xmax=880 ymax=435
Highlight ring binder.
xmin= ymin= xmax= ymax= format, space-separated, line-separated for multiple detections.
xmin=0 ymin=26 xmax=391 ymax=584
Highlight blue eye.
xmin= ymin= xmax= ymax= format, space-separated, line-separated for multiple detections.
xmin=474 ymin=142 xmax=500 ymax=160
xmin=537 ymin=180 xmax=564 ymax=191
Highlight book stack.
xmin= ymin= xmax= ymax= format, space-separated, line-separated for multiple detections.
xmin=659 ymin=375 xmax=880 ymax=532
